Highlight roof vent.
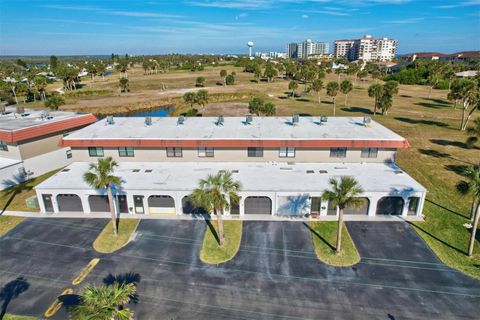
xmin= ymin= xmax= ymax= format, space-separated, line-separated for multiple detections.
xmin=216 ymin=115 xmax=224 ymax=126
xmin=177 ymin=115 xmax=185 ymax=125
xmin=394 ymin=170 xmax=404 ymax=175
xmin=320 ymin=115 xmax=328 ymax=124
xmin=292 ymin=114 xmax=300 ymax=125
xmin=319 ymin=170 xmax=328 ymax=174
xmin=106 ymin=115 xmax=115 ymax=125
xmin=0 ymin=105 xmax=5 ymax=113
xmin=145 ymin=116 xmax=152 ymax=126
xmin=40 ymin=110 xmax=50 ymax=120
xmin=363 ymin=116 xmax=372 ymax=126
xmin=245 ymin=114 xmax=253 ymax=125
xmin=16 ymin=106 xmax=25 ymax=114
xmin=306 ymin=170 xmax=315 ymax=174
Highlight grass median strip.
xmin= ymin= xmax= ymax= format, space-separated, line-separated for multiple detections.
xmin=93 ymin=219 xmax=140 ymax=253
xmin=0 ymin=216 xmax=25 ymax=237
xmin=200 ymin=220 xmax=242 ymax=264
xmin=309 ymin=221 xmax=360 ymax=267
xmin=44 ymin=288 xmax=73 ymax=318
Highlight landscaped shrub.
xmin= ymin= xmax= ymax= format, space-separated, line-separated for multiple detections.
xmin=434 ymin=80 xmax=449 ymax=90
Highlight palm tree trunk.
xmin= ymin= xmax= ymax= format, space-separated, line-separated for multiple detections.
xmin=12 ymin=87 xmax=18 ymax=104
xmin=461 ymin=103 xmax=467 ymax=130
xmin=215 ymin=208 xmax=225 ymax=246
xmin=318 ymin=92 xmax=321 ymax=104
xmin=429 ymin=86 xmax=432 ymax=99
xmin=333 ymin=98 xmax=336 ymax=116
xmin=373 ymin=98 xmax=377 ymax=116
xmin=470 ymin=199 xmax=477 ymax=222
xmin=344 ymin=94 xmax=348 ymax=107
xmin=468 ymin=203 xmax=480 ymax=256
xmin=336 ymin=207 xmax=344 ymax=253
xmin=107 ymin=186 xmax=118 ymax=236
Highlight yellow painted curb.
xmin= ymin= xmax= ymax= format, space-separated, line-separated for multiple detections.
xmin=44 ymin=288 xmax=73 ymax=318
xmin=72 ymin=258 xmax=100 ymax=286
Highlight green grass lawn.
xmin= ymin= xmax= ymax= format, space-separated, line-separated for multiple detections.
xmin=0 ymin=169 xmax=61 ymax=212
xmin=309 ymin=221 xmax=361 ymax=267
xmin=3 ymin=314 xmax=39 ymax=320
xmin=0 ymin=215 xmax=25 ymax=237
xmin=93 ymin=219 xmax=140 ymax=253
xmin=200 ymin=220 xmax=242 ymax=264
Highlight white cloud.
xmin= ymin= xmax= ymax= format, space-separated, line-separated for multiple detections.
xmin=383 ymin=17 xmax=424 ymax=24
xmin=435 ymin=0 xmax=480 ymax=9
xmin=301 ymin=14 xmax=309 ymax=18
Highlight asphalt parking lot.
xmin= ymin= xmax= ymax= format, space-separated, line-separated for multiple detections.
xmin=0 ymin=219 xmax=479 ymax=319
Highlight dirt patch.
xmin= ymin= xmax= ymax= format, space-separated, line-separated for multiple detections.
xmin=198 ymin=102 xmax=249 ymax=116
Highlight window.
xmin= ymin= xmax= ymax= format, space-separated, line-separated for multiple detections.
xmin=0 ymin=141 xmax=7 ymax=151
xmin=247 ymin=147 xmax=263 ymax=157
xmin=118 ymin=147 xmax=134 ymax=157
xmin=330 ymin=147 xmax=347 ymax=158
xmin=198 ymin=147 xmax=214 ymax=157
xmin=66 ymin=150 xmax=72 ymax=159
xmin=361 ymin=148 xmax=378 ymax=158
xmin=279 ymin=147 xmax=295 ymax=158
xmin=167 ymin=147 xmax=182 ymax=157
xmin=88 ymin=147 xmax=104 ymax=157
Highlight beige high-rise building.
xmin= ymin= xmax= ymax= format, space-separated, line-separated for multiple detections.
xmin=334 ymin=35 xmax=397 ymax=62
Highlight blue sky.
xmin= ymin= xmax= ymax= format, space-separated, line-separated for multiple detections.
xmin=1 ymin=0 xmax=479 ymax=55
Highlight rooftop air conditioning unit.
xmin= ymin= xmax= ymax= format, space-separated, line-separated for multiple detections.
xmin=320 ymin=115 xmax=328 ymax=124
xmin=216 ymin=115 xmax=224 ymax=126
xmin=292 ymin=114 xmax=299 ymax=125
xmin=106 ymin=115 xmax=115 ymax=125
xmin=363 ymin=116 xmax=372 ymax=126
xmin=245 ymin=114 xmax=253 ymax=125
xmin=0 ymin=105 xmax=5 ymax=113
xmin=177 ymin=115 xmax=185 ymax=125
xmin=145 ymin=116 xmax=152 ymax=126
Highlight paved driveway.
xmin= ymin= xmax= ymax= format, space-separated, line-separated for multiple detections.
xmin=0 ymin=218 xmax=107 ymax=319
xmin=1 ymin=219 xmax=479 ymax=319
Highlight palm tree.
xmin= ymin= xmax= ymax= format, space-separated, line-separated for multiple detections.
xmin=371 ymin=70 xmax=382 ymax=83
xmin=248 ymin=97 xmax=264 ymax=116
xmin=458 ymin=80 xmax=479 ymax=131
xmin=368 ymin=84 xmax=384 ymax=116
xmin=312 ymin=79 xmax=323 ymax=104
xmin=70 ymin=282 xmax=136 ymax=320
xmin=195 ymin=89 xmax=209 ymax=108
xmin=183 ymin=91 xmax=196 ymax=108
xmin=190 ymin=171 xmax=241 ymax=246
xmin=326 ymin=81 xmax=339 ymax=116
xmin=340 ymin=80 xmax=353 ymax=107
xmin=466 ymin=118 xmax=480 ymax=147
xmin=262 ymin=102 xmax=276 ymax=116
xmin=321 ymin=176 xmax=364 ymax=253
xmin=288 ymin=80 xmax=298 ymax=98
xmin=119 ymin=78 xmax=129 ymax=93
xmin=196 ymin=76 xmax=205 ymax=87
xmin=83 ymin=157 xmax=121 ymax=235
xmin=456 ymin=165 xmax=480 ymax=256
xmin=220 ymin=69 xmax=227 ymax=86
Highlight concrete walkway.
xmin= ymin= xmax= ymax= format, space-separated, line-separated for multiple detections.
xmin=2 ymin=210 xmax=424 ymax=222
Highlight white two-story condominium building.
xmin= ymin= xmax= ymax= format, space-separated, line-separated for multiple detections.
xmin=35 ymin=115 xmax=426 ymax=218
xmin=0 ymin=106 xmax=96 ymax=188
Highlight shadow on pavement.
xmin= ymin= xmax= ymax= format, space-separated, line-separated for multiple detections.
xmin=0 ymin=277 xmax=30 ymax=319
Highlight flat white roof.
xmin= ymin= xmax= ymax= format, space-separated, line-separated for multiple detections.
xmin=0 ymin=106 xmax=90 ymax=131
xmin=63 ymin=116 xmax=406 ymax=142
xmin=0 ymin=157 xmax=22 ymax=170
xmin=36 ymin=161 xmax=426 ymax=193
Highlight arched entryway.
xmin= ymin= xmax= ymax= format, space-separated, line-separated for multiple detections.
xmin=345 ymin=198 xmax=370 ymax=215
xmin=148 ymin=195 xmax=175 ymax=214
xmin=57 ymin=194 xmax=83 ymax=212
xmin=244 ymin=196 xmax=272 ymax=215
xmin=182 ymin=196 xmax=207 ymax=215
xmin=376 ymin=197 xmax=404 ymax=215
xmin=88 ymin=195 xmax=109 ymax=212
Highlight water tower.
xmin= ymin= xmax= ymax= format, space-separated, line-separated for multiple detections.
xmin=247 ymin=41 xmax=254 ymax=57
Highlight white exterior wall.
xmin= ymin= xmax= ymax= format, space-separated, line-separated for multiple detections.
xmin=36 ymin=187 xmax=427 ymax=218
xmin=71 ymin=147 xmax=396 ymax=164
xmin=0 ymin=162 xmax=24 ymax=189
xmin=22 ymin=147 xmax=73 ymax=178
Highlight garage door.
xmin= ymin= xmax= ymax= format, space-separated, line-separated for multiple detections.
xmin=89 ymin=195 xmax=109 ymax=212
xmin=57 ymin=194 xmax=83 ymax=212
xmin=148 ymin=195 xmax=175 ymax=214
xmin=182 ymin=196 xmax=207 ymax=215
xmin=345 ymin=198 xmax=369 ymax=215
xmin=244 ymin=196 xmax=271 ymax=215
xmin=376 ymin=197 xmax=404 ymax=215
xmin=277 ymin=195 xmax=310 ymax=216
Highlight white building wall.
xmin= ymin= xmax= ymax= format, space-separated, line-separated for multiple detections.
xmin=23 ymin=147 xmax=73 ymax=178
